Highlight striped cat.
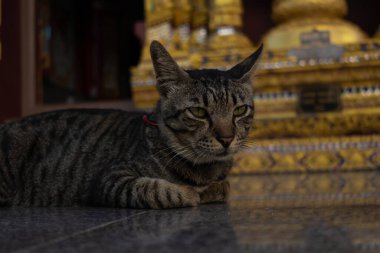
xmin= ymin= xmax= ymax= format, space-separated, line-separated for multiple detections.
xmin=0 ymin=41 xmax=262 ymax=208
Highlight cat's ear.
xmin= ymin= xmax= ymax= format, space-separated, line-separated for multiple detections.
xmin=228 ymin=44 xmax=263 ymax=83
xmin=150 ymin=40 xmax=189 ymax=97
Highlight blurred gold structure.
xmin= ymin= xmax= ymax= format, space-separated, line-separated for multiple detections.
xmin=189 ymin=0 xmax=208 ymax=51
xmin=264 ymin=0 xmax=367 ymax=50
xmin=207 ymin=0 xmax=252 ymax=51
xmin=168 ymin=0 xmax=192 ymax=61
xmin=132 ymin=0 xmax=174 ymax=96
xmin=132 ymin=0 xmax=380 ymax=206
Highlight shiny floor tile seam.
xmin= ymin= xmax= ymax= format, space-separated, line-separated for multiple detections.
xmin=12 ymin=211 xmax=149 ymax=253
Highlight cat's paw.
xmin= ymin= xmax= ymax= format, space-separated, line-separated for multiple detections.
xmin=176 ymin=185 xmax=201 ymax=207
xmin=151 ymin=181 xmax=200 ymax=209
xmin=200 ymin=180 xmax=230 ymax=204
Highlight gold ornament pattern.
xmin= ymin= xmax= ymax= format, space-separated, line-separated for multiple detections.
xmin=252 ymin=111 xmax=380 ymax=139
xmin=233 ymin=135 xmax=380 ymax=174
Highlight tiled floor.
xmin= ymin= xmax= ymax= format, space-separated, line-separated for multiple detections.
xmin=1 ymin=201 xmax=380 ymax=253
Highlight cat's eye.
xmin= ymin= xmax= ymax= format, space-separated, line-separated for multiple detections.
xmin=233 ymin=105 xmax=248 ymax=117
xmin=188 ymin=107 xmax=208 ymax=118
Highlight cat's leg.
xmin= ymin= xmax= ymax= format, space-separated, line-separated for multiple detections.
xmin=0 ymin=167 xmax=12 ymax=206
xmin=97 ymin=172 xmax=200 ymax=209
xmin=199 ymin=180 xmax=230 ymax=204
xmin=0 ymin=182 xmax=10 ymax=206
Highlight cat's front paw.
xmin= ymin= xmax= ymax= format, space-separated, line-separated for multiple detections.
xmin=200 ymin=180 xmax=230 ymax=204
xmin=150 ymin=181 xmax=200 ymax=209
xmin=176 ymin=185 xmax=201 ymax=208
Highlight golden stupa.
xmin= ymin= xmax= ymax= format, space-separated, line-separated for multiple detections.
xmin=132 ymin=0 xmax=380 ymax=207
xmin=264 ymin=0 xmax=367 ymax=49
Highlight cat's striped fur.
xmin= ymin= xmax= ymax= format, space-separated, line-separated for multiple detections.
xmin=0 ymin=41 xmax=262 ymax=208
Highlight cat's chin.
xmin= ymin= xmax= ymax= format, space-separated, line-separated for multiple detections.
xmin=190 ymin=149 xmax=234 ymax=164
xmin=191 ymin=155 xmax=232 ymax=165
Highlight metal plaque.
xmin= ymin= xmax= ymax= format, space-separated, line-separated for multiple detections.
xmin=298 ymin=85 xmax=341 ymax=114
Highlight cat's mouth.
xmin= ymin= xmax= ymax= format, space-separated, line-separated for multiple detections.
xmin=197 ymin=147 xmax=233 ymax=159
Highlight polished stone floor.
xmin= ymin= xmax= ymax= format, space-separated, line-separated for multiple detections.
xmin=1 ymin=200 xmax=380 ymax=253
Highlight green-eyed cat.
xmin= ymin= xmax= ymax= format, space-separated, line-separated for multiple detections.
xmin=0 ymin=41 xmax=262 ymax=208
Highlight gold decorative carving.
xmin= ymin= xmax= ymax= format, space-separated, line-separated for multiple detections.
xmin=206 ymin=0 xmax=252 ymax=51
xmin=255 ymin=59 xmax=380 ymax=90
xmin=191 ymin=0 xmax=208 ymax=29
xmin=140 ymin=0 xmax=174 ymax=62
xmin=209 ymin=0 xmax=243 ymax=31
xmin=189 ymin=0 xmax=208 ymax=50
xmin=168 ymin=0 xmax=192 ymax=58
xmin=252 ymin=110 xmax=380 ymax=139
xmin=132 ymin=0 xmax=175 ymax=105
xmin=173 ymin=0 xmax=192 ymax=26
xmin=233 ymin=135 xmax=380 ymax=174
xmin=146 ymin=0 xmax=173 ymax=26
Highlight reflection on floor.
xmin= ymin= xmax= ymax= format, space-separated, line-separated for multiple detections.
xmin=230 ymin=171 xmax=380 ymax=207
xmin=1 ymin=198 xmax=380 ymax=252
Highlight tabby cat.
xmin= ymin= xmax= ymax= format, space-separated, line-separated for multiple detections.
xmin=0 ymin=41 xmax=262 ymax=208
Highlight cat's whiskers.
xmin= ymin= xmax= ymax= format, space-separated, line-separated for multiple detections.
xmin=192 ymin=152 xmax=205 ymax=165
xmin=152 ymin=149 xmax=175 ymax=161
xmin=163 ymin=147 xmax=191 ymax=170
xmin=169 ymin=150 xmax=193 ymax=170
xmin=240 ymin=143 xmax=256 ymax=150
xmin=151 ymin=145 xmax=177 ymax=156
xmin=151 ymin=144 xmax=185 ymax=160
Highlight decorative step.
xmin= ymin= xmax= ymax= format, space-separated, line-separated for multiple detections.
xmin=232 ymin=135 xmax=380 ymax=174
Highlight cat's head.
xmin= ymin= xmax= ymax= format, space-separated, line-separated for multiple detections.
xmin=150 ymin=41 xmax=263 ymax=164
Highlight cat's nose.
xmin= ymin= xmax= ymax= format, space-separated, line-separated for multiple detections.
xmin=216 ymin=136 xmax=234 ymax=148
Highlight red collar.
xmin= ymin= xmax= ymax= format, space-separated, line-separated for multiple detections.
xmin=143 ymin=114 xmax=158 ymax=127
